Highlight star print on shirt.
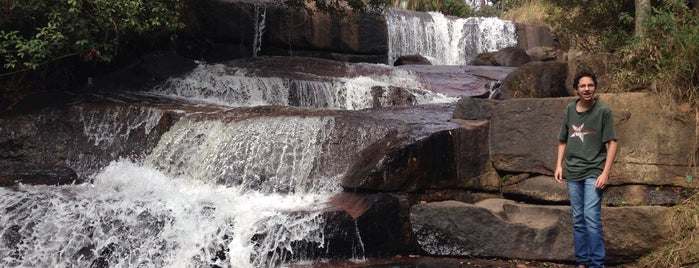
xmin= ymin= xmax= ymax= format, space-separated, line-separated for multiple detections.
xmin=569 ymin=123 xmax=597 ymax=142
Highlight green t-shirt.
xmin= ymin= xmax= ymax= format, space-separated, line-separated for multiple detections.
xmin=557 ymin=100 xmax=617 ymax=181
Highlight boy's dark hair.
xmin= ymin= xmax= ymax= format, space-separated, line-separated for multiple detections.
xmin=573 ymin=70 xmax=598 ymax=89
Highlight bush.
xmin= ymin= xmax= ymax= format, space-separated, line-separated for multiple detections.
xmin=612 ymin=0 xmax=699 ymax=104
xmin=0 ymin=0 xmax=184 ymax=91
xmin=542 ymin=0 xmax=635 ymax=51
xmin=391 ymin=0 xmax=475 ymax=17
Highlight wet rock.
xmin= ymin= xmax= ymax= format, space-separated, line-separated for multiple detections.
xmin=394 ymin=55 xmax=432 ymax=66
xmin=0 ymin=162 xmax=80 ymax=186
xmin=397 ymin=65 xmax=516 ymax=98
xmin=0 ymin=101 xmax=176 ymax=178
xmin=341 ymin=104 xmax=463 ymax=192
xmin=324 ymin=192 xmax=409 ymax=258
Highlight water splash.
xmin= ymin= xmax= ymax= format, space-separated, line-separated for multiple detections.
xmin=0 ymin=160 xmax=330 ymax=268
xmin=386 ymin=8 xmax=517 ymax=65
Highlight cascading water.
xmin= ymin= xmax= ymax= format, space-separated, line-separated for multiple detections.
xmin=151 ymin=62 xmax=457 ymax=109
xmin=0 ymin=8 xmax=512 ymax=266
xmin=0 ymin=112 xmax=350 ymax=267
xmin=385 ymin=8 xmax=517 ymax=65
xmin=252 ymin=4 xmax=266 ymax=57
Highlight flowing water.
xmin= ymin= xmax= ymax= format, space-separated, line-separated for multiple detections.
xmin=149 ymin=63 xmax=456 ymax=109
xmin=0 ymin=8 xmax=516 ymax=267
xmin=386 ymin=8 xmax=517 ymax=65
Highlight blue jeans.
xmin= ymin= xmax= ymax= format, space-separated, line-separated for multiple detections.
xmin=567 ymin=178 xmax=605 ymax=268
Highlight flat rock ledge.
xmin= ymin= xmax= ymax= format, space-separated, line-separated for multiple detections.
xmin=410 ymin=199 xmax=672 ymax=264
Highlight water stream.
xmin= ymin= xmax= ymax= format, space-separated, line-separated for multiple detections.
xmin=0 ymin=8 xmax=516 ymax=267
xmin=386 ymin=8 xmax=517 ymax=65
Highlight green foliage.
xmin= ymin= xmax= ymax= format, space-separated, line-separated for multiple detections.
xmin=0 ymin=0 xmax=184 ymax=76
xmin=541 ymin=0 xmax=635 ymax=51
xmin=283 ymin=0 xmax=392 ymax=17
xmin=392 ymin=0 xmax=474 ymax=17
xmin=613 ymin=0 xmax=699 ymax=104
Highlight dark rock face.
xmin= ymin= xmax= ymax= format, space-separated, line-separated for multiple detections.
xmin=328 ymin=193 xmax=409 ymax=257
xmin=396 ymin=65 xmax=516 ymax=98
xmin=0 ymin=99 xmax=176 ymax=179
xmin=178 ymin=0 xmax=388 ymax=63
xmin=394 ymin=55 xmax=432 ymax=66
xmin=452 ymin=98 xmax=496 ymax=120
xmin=470 ymin=51 xmax=496 ymax=66
xmin=0 ymin=162 xmax=79 ymax=186
xmin=341 ymin=104 xmax=462 ymax=192
xmin=492 ymin=47 xmax=532 ymax=67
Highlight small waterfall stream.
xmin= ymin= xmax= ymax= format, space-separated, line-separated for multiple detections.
xmin=150 ymin=62 xmax=457 ymax=109
xmin=386 ymin=8 xmax=517 ymax=65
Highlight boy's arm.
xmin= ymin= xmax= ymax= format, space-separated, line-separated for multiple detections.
xmin=554 ymin=140 xmax=566 ymax=183
xmin=595 ymin=139 xmax=619 ymax=189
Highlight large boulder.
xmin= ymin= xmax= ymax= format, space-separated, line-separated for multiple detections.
xmin=393 ymin=54 xmax=432 ymax=66
xmin=526 ymin=46 xmax=560 ymax=62
xmin=514 ymin=22 xmax=556 ymax=50
xmin=471 ymin=47 xmax=532 ymax=67
xmin=410 ymin=199 xmax=672 ymax=264
xmin=492 ymin=47 xmax=532 ymax=67
xmin=488 ymin=93 xmax=698 ymax=204
xmin=499 ymin=61 xmax=570 ymax=99
xmin=341 ymin=105 xmax=463 ymax=192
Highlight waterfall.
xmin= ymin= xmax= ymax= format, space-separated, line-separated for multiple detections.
xmin=0 ymin=111 xmax=352 ymax=267
xmin=63 ymin=105 xmax=167 ymax=178
xmin=78 ymin=106 xmax=164 ymax=148
xmin=385 ymin=8 xmax=517 ymax=65
xmin=0 ymin=160 xmax=330 ymax=268
xmin=146 ymin=116 xmax=340 ymax=194
xmin=253 ymin=4 xmax=266 ymax=57
xmin=151 ymin=62 xmax=457 ymax=109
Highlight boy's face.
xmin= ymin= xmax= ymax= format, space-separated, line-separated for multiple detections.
xmin=576 ymin=76 xmax=596 ymax=101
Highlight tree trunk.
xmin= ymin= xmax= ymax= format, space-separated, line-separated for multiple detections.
xmin=635 ymin=0 xmax=650 ymax=38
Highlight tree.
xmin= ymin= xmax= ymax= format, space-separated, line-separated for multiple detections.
xmin=0 ymin=0 xmax=184 ymax=91
xmin=635 ymin=0 xmax=650 ymax=38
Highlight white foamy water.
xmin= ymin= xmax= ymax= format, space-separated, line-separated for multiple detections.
xmin=147 ymin=116 xmax=340 ymax=194
xmin=0 ymin=160 xmax=331 ymax=268
xmin=0 ymin=111 xmax=365 ymax=267
xmin=386 ymin=8 xmax=517 ymax=65
xmin=150 ymin=63 xmax=456 ymax=110
xmin=78 ymin=105 xmax=164 ymax=147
